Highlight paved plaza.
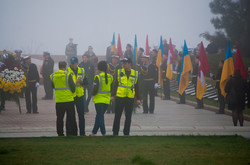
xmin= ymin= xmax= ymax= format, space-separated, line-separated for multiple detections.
xmin=0 ymin=85 xmax=250 ymax=138
xmin=0 ymin=57 xmax=249 ymax=138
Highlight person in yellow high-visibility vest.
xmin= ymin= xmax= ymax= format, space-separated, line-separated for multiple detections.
xmin=111 ymin=57 xmax=140 ymax=136
xmin=50 ymin=61 xmax=77 ymax=136
xmin=67 ymin=56 xmax=88 ymax=136
xmin=90 ymin=61 xmax=113 ymax=136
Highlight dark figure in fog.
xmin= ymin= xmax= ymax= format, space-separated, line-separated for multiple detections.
xmin=225 ymin=69 xmax=247 ymax=126
xmin=22 ymin=56 xmax=40 ymax=114
xmin=213 ymin=60 xmax=225 ymax=114
xmin=192 ymin=56 xmax=204 ymax=109
xmin=41 ymin=51 xmax=54 ymax=100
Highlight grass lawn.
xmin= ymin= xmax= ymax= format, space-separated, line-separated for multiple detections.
xmin=0 ymin=136 xmax=250 ymax=165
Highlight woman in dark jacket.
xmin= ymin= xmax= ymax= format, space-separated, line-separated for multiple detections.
xmin=225 ymin=69 xmax=247 ymax=126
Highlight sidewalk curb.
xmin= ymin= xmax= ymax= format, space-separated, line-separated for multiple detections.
xmin=166 ymin=96 xmax=250 ymax=121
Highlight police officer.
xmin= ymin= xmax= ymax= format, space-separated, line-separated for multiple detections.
xmin=67 ymin=56 xmax=88 ymax=136
xmin=212 ymin=60 xmax=225 ymax=114
xmin=41 ymin=51 xmax=54 ymax=100
xmin=111 ymin=57 xmax=140 ymax=136
xmin=106 ymin=54 xmax=121 ymax=113
xmin=176 ymin=52 xmax=185 ymax=104
xmin=22 ymin=56 xmax=40 ymax=114
xmin=50 ymin=61 xmax=77 ymax=136
xmin=140 ymin=55 xmax=158 ymax=113
xmin=90 ymin=61 xmax=113 ymax=136
xmin=78 ymin=54 xmax=95 ymax=113
xmin=161 ymin=53 xmax=170 ymax=100
xmin=192 ymin=56 xmax=204 ymax=109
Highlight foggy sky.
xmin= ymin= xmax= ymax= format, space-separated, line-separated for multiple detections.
xmin=0 ymin=0 xmax=215 ymax=55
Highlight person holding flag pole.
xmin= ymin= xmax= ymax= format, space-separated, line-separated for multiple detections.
xmin=164 ymin=38 xmax=175 ymax=100
xmin=195 ymin=42 xmax=210 ymax=109
xmin=178 ymin=41 xmax=193 ymax=102
xmin=225 ymin=44 xmax=247 ymax=126
xmin=156 ymin=36 xmax=164 ymax=97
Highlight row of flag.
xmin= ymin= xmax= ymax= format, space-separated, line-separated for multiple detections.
xmin=110 ymin=33 xmax=247 ymax=100
xmin=179 ymin=40 xmax=247 ymax=100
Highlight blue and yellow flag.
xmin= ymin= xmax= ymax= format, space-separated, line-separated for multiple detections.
xmin=133 ymin=35 xmax=137 ymax=63
xmin=111 ymin=33 xmax=116 ymax=53
xmin=220 ymin=41 xmax=234 ymax=97
xmin=156 ymin=36 xmax=164 ymax=85
xmin=178 ymin=40 xmax=193 ymax=95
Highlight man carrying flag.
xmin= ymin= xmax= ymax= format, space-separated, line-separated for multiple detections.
xmin=220 ymin=41 xmax=234 ymax=98
xmin=156 ymin=36 xmax=163 ymax=95
xmin=195 ymin=42 xmax=210 ymax=109
xmin=164 ymin=38 xmax=175 ymax=100
xmin=178 ymin=41 xmax=193 ymax=99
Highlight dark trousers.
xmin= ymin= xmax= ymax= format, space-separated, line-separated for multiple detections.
xmin=112 ymin=97 xmax=134 ymax=135
xmin=56 ymin=101 xmax=77 ymax=136
xmin=0 ymin=90 xmax=5 ymax=109
xmin=74 ymin=96 xmax=85 ymax=136
xmin=179 ymin=92 xmax=186 ymax=103
xmin=84 ymin=84 xmax=93 ymax=112
xmin=43 ymin=76 xmax=53 ymax=99
xmin=143 ymin=81 xmax=155 ymax=113
xmin=194 ymin=85 xmax=204 ymax=108
xmin=92 ymin=103 xmax=108 ymax=134
xmin=107 ymin=100 xmax=115 ymax=113
xmin=25 ymin=82 xmax=38 ymax=113
xmin=232 ymin=107 xmax=244 ymax=126
xmin=163 ymin=78 xmax=170 ymax=99
xmin=217 ymin=88 xmax=225 ymax=113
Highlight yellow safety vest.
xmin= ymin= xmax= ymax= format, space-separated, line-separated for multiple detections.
xmin=50 ymin=70 xmax=74 ymax=103
xmin=67 ymin=67 xmax=85 ymax=97
xmin=93 ymin=72 xmax=113 ymax=104
xmin=116 ymin=68 xmax=138 ymax=98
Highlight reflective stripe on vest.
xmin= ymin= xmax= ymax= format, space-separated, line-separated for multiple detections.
xmin=116 ymin=69 xmax=138 ymax=98
xmin=97 ymin=74 xmax=113 ymax=94
xmin=51 ymin=73 xmax=69 ymax=90
xmin=50 ymin=70 xmax=74 ymax=103
xmin=118 ymin=69 xmax=137 ymax=87
xmin=67 ymin=67 xmax=85 ymax=97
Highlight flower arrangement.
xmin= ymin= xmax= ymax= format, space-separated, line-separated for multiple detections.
xmin=0 ymin=67 xmax=26 ymax=94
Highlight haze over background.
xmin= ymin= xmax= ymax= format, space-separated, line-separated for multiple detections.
xmin=0 ymin=0 xmax=215 ymax=55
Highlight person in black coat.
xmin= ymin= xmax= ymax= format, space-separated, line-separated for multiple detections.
xmin=140 ymin=55 xmax=158 ymax=113
xmin=41 ymin=51 xmax=54 ymax=100
xmin=78 ymin=54 xmax=95 ymax=113
xmin=225 ymin=69 xmax=247 ymax=126
xmin=22 ymin=56 xmax=40 ymax=114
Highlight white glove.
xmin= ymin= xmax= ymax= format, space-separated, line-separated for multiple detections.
xmin=209 ymin=73 xmax=214 ymax=77
xmin=154 ymin=83 xmax=160 ymax=89
xmin=35 ymin=82 xmax=40 ymax=87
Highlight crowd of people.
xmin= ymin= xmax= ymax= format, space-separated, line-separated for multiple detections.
xmin=0 ymin=37 xmax=250 ymax=136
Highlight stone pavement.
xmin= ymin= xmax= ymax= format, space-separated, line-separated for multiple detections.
xmin=0 ymin=86 xmax=250 ymax=138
